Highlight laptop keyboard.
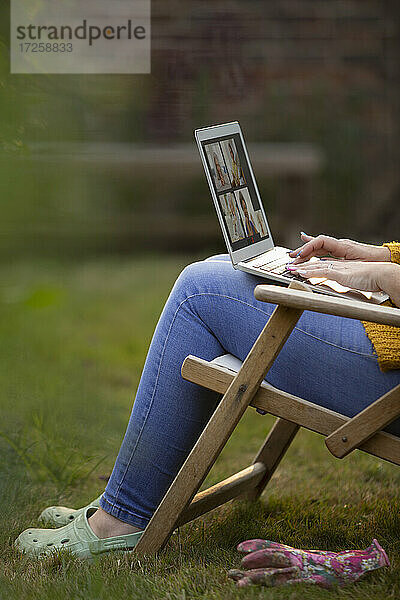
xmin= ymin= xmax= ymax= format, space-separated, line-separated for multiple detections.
xmin=247 ymin=250 xmax=303 ymax=280
xmin=252 ymin=258 xmax=289 ymax=273
xmin=257 ymin=265 xmax=301 ymax=279
xmin=249 ymin=249 xmax=291 ymax=268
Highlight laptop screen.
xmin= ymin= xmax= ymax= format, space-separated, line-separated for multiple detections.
xmin=201 ymin=133 xmax=270 ymax=251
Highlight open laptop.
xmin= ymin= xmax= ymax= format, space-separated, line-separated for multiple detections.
xmin=195 ymin=121 xmax=387 ymax=304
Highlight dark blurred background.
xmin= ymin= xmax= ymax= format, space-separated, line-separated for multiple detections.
xmin=1 ymin=0 xmax=399 ymax=259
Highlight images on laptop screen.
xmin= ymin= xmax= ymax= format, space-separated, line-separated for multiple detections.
xmin=203 ymin=133 xmax=269 ymax=250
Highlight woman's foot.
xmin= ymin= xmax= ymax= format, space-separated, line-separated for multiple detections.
xmin=87 ymin=507 xmax=142 ymax=538
xmin=16 ymin=507 xmax=143 ymax=560
xmin=39 ymin=495 xmax=102 ymax=527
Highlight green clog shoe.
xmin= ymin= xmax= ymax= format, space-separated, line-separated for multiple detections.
xmin=39 ymin=495 xmax=102 ymax=527
xmin=16 ymin=507 xmax=142 ymax=561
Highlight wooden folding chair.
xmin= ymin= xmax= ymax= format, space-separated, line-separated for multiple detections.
xmin=134 ymin=281 xmax=400 ymax=555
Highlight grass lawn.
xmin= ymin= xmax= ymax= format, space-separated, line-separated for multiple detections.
xmin=0 ymin=255 xmax=399 ymax=599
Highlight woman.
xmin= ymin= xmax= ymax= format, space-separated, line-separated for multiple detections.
xmin=228 ymin=143 xmax=245 ymax=187
xmin=16 ymin=234 xmax=400 ymax=559
xmin=213 ymin=152 xmax=229 ymax=189
xmin=239 ymin=191 xmax=259 ymax=237
xmin=226 ymin=192 xmax=245 ymax=241
xmin=221 ymin=193 xmax=243 ymax=242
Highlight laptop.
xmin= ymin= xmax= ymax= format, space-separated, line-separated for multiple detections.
xmin=195 ymin=121 xmax=387 ymax=304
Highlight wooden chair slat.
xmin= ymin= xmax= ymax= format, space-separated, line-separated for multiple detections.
xmin=325 ymin=384 xmax=400 ymax=457
xmin=245 ymin=418 xmax=300 ymax=501
xmin=182 ymin=356 xmax=400 ymax=466
xmin=254 ymin=285 xmax=400 ymax=327
xmin=177 ymin=462 xmax=266 ymax=526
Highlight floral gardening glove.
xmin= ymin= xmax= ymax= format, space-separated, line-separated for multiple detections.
xmin=228 ymin=538 xmax=389 ymax=589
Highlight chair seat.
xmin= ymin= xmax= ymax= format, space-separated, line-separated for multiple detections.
xmin=211 ymin=354 xmax=282 ymax=395
xmin=184 ymin=354 xmax=400 ymax=464
xmin=211 ymin=353 xmax=243 ymax=372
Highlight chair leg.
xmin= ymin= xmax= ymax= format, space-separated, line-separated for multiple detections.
xmin=134 ymin=299 xmax=304 ymax=555
xmin=244 ymin=418 xmax=300 ymax=501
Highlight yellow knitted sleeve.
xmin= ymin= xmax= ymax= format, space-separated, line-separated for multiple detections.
xmin=383 ymin=242 xmax=400 ymax=264
xmin=362 ymin=241 xmax=400 ymax=371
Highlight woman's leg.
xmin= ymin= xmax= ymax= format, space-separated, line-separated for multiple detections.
xmin=94 ymin=255 xmax=400 ymax=534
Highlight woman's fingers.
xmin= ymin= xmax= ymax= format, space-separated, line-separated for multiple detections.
xmin=289 ymin=233 xmax=388 ymax=265
xmin=289 ymin=234 xmax=342 ymax=264
xmin=242 ymin=548 xmax=293 ymax=569
xmin=288 ymin=260 xmax=346 ymax=282
xmin=288 ymin=232 xmax=313 ymax=259
xmin=287 ymin=260 xmax=382 ymax=292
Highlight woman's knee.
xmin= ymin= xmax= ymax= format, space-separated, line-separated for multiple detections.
xmin=204 ymin=253 xmax=230 ymax=262
xmin=170 ymin=260 xmax=214 ymax=301
xmin=176 ymin=258 xmax=230 ymax=290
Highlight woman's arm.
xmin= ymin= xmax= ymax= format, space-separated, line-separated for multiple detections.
xmin=289 ymin=233 xmax=391 ymax=264
xmin=378 ymin=264 xmax=400 ymax=308
xmin=288 ymin=233 xmax=400 ymax=306
xmin=384 ymin=242 xmax=400 ymax=265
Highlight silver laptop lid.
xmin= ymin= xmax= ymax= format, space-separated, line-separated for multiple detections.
xmin=195 ymin=121 xmax=274 ymax=265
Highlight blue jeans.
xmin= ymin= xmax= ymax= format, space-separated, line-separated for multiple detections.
xmin=100 ymin=255 xmax=400 ymax=529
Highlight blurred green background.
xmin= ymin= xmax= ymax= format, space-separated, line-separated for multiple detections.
xmin=1 ymin=0 xmax=399 ymax=260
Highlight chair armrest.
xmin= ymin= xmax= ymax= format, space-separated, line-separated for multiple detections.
xmin=254 ymin=284 xmax=400 ymax=327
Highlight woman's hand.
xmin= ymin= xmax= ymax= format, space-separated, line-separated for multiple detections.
xmin=288 ymin=260 xmax=400 ymax=306
xmin=289 ymin=233 xmax=390 ymax=265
